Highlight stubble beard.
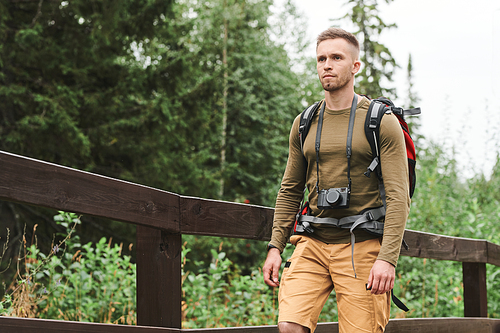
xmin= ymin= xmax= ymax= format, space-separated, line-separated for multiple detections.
xmin=321 ymin=71 xmax=352 ymax=92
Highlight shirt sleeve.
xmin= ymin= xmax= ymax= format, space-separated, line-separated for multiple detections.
xmin=269 ymin=115 xmax=306 ymax=252
xmin=376 ymin=112 xmax=411 ymax=266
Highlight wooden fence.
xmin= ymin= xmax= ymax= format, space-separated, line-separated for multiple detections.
xmin=0 ymin=150 xmax=499 ymax=332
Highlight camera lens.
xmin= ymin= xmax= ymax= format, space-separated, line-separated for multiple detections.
xmin=326 ymin=190 xmax=341 ymax=205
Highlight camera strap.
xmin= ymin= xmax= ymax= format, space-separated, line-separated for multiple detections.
xmin=315 ymin=94 xmax=358 ymax=193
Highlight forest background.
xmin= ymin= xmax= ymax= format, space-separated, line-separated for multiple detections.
xmin=0 ymin=0 xmax=499 ymax=327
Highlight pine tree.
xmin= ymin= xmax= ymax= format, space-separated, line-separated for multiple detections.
xmin=336 ymin=0 xmax=398 ymax=99
xmin=0 ymin=0 xmax=178 ymax=285
xmin=175 ymin=0 xmax=305 ymax=205
xmin=0 ymin=0 xmax=176 ymax=175
xmin=405 ymin=53 xmax=423 ymax=145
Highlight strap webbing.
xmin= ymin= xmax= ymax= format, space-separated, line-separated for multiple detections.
xmin=315 ymin=95 xmax=358 ymax=194
xmin=314 ymin=101 xmax=325 ymax=193
xmin=392 ymin=290 xmax=409 ymax=312
xmin=297 ymin=206 xmax=385 ymax=229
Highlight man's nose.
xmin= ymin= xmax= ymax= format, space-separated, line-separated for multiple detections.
xmin=324 ymin=58 xmax=333 ymax=70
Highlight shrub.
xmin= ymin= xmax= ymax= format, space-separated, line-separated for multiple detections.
xmin=0 ymin=212 xmax=136 ymax=324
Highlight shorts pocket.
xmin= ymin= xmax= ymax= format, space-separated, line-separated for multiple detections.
xmin=290 ymin=235 xmax=303 ymax=246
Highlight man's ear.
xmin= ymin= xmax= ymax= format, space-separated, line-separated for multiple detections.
xmin=352 ymin=60 xmax=361 ymax=75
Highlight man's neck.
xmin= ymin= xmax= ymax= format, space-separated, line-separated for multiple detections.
xmin=324 ymin=89 xmax=358 ymax=111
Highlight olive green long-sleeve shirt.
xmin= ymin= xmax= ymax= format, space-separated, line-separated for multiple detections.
xmin=270 ymin=96 xmax=410 ymax=266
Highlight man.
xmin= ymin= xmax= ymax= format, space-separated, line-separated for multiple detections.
xmin=262 ymin=28 xmax=410 ymax=333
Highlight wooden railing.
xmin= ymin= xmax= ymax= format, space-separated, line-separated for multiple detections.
xmin=0 ymin=150 xmax=499 ymax=332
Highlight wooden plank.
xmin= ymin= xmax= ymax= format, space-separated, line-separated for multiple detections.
xmin=0 ymin=316 xmax=499 ymax=333
xmin=0 ymin=316 xmax=180 ymax=332
xmin=180 ymin=196 xmax=274 ymax=241
xmin=137 ymin=225 xmax=182 ymax=328
xmin=1 ymin=151 xmax=499 ymax=268
xmin=182 ymin=318 xmax=500 ymax=333
xmin=384 ymin=317 xmax=500 ymax=332
xmin=183 ymin=325 xmax=280 ymax=333
xmin=316 ymin=318 xmax=499 ymax=333
xmin=488 ymin=241 xmax=500 ymax=267
xmin=463 ymin=262 xmax=488 ymax=317
xmin=400 ymin=230 xmax=498 ymax=265
xmin=0 ymin=151 xmax=179 ymax=232
xmin=179 ymin=201 xmax=500 ymax=265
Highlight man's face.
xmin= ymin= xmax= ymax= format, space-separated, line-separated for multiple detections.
xmin=316 ymin=38 xmax=360 ymax=92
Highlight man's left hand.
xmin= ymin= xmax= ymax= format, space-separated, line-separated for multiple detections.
xmin=367 ymin=259 xmax=395 ymax=295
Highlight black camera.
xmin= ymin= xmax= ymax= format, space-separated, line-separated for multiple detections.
xmin=317 ymin=187 xmax=350 ymax=209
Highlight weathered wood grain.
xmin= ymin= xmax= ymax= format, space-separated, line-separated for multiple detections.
xmin=488 ymin=241 xmax=500 ymax=266
xmin=401 ymin=229 xmax=500 ymax=266
xmin=183 ymin=318 xmax=500 ymax=333
xmin=383 ymin=317 xmax=500 ymax=333
xmin=1 ymin=151 xmax=499 ymax=268
xmin=180 ymin=196 xmax=274 ymax=241
xmin=0 ymin=151 xmax=179 ymax=232
xmin=0 ymin=316 xmax=181 ymax=332
xmin=137 ymin=226 xmax=182 ymax=328
xmin=4 ymin=316 xmax=496 ymax=333
xmin=463 ymin=262 xmax=488 ymax=317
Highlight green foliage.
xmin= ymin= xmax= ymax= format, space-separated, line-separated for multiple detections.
xmin=175 ymin=0 xmax=304 ymax=204
xmin=0 ymin=0 xmax=311 ymax=296
xmin=390 ymin=145 xmax=500 ymax=319
xmin=182 ymin=244 xmax=278 ymax=328
xmin=182 ymin=235 xmax=269 ymax=276
xmin=410 ymin=143 xmax=500 ymax=243
xmin=487 ymin=264 xmax=500 ymax=317
xmin=0 ymin=0 xmax=307 ymax=208
xmin=0 ymin=294 xmax=12 ymax=315
xmin=0 ymin=0 xmax=174 ymax=172
xmin=0 ymin=212 xmax=136 ymax=324
xmin=39 ymin=237 xmax=136 ymax=324
xmin=392 ymin=257 xmax=465 ymax=318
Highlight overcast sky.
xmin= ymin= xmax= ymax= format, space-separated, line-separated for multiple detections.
xmin=289 ymin=0 xmax=500 ymax=177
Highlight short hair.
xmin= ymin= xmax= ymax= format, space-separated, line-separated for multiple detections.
xmin=316 ymin=27 xmax=360 ymax=59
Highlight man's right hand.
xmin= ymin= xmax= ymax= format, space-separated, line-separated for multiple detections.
xmin=263 ymin=247 xmax=282 ymax=287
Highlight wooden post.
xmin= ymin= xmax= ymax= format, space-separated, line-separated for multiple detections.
xmin=136 ymin=225 xmax=182 ymax=328
xmin=462 ymin=262 xmax=487 ymax=317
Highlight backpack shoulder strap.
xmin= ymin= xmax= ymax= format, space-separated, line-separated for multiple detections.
xmin=299 ymin=101 xmax=321 ymax=152
xmin=364 ymin=98 xmax=420 ymax=198
xmin=364 ymin=100 xmax=387 ymax=179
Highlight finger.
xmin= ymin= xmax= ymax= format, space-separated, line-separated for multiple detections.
xmin=264 ymin=273 xmax=277 ymax=287
xmin=263 ymin=265 xmax=279 ymax=287
xmin=370 ymin=277 xmax=380 ymax=294
xmin=272 ymin=263 xmax=280 ymax=285
xmin=262 ymin=265 xmax=273 ymax=286
xmin=266 ymin=278 xmax=278 ymax=287
xmin=385 ymin=276 xmax=394 ymax=294
xmin=381 ymin=275 xmax=392 ymax=294
xmin=380 ymin=277 xmax=390 ymax=294
xmin=382 ymin=274 xmax=394 ymax=294
xmin=367 ymin=269 xmax=374 ymax=290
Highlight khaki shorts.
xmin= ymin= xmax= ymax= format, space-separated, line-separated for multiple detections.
xmin=278 ymin=235 xmax=390 ymax=333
